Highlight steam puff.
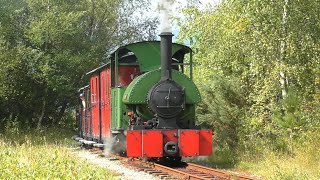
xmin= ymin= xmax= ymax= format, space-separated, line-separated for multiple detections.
xmin=104 ymin=137 xmax=115 ymax=156
xmin=157 ymin=0 xmax=175 ymax=32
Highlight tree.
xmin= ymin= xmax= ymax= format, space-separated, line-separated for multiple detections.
xmin=0 ymin=0 xmax=158 ymax=129
xmin=178 ymin=0 xmax=320 ymax=150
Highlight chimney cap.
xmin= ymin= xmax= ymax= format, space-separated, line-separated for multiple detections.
xmin=159 ymin=32 xmax=174 ymax=36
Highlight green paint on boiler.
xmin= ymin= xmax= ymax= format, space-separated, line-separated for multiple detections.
xmin=122 ymin=69 xmax=201 ymax=104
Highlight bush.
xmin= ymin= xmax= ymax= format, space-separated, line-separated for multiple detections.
xmin=196 ymin=75 xmax=245 ymax=152
xmin=237 ymin=130 xmax=320 ymax=179
xmin=0 ymin=127 xmax=117 ymax=179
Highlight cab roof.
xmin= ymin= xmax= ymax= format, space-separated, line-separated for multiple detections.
xmin=108 ymin=41 xmax=192 ymax=72
xmin=86 ymin=41 xmax=192 ymax=75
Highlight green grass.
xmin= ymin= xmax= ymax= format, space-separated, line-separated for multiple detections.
xmin=0 ymin=127 xmax=117 ymax=179
xmin=236 ymin=131 xmax=320 ymax=179
xmin=186 ymin=147 xmax=237 ymax=168
xmin=188 ymin=131 xmax=320 ymax=179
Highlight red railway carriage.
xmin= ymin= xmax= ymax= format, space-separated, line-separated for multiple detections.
xmin=77 ymin=34 xmax=213 ymax=162
xmin=84 ymin=64 xmax=140 ymax=142
xmin=100 ymin=69 xmax=111 ymax=138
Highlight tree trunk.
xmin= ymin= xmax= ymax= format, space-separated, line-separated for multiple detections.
xmin=54 ymin=100 xmax=68 ymax=125
xmin=37 ymin=87 xmax=47 ymax=129
xmin=280 ymin=0 xmax=289 ymax=98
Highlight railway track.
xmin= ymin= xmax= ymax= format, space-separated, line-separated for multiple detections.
xmin=131 ymin=160 xmax=259 ymax=180
xmin=76 ymin=140 xmax=259 ymax=180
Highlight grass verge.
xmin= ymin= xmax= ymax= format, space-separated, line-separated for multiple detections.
xmin=236 ymin=131 xmax=320 ymax=179
xmin=186 ymin=131 xmax=320 ymax=179
xmin=0 ymin=127 xmax=117 ymax=179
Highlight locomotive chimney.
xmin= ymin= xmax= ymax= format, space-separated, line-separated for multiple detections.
xmin=160 ymin=32 xmax=173 ymax=81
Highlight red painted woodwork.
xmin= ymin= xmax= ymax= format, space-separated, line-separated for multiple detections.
xmin=199 ymin=130 xmax=213 ymax=156
xmin=143 ymin=131 xmax=163 ymax=157
xmin=179 ymin=130 xmax=200 ymax=156
xmin=90 ymin=75 xmax=100 ymax=138
xmin=100 ymin=69 xmax=111 ymax=138
xmin=126 ymin=131 xmax=142 ymax=157
xmin=117 ymin=66 xmax=140 ymax=86
xmin=126 ymin=129 xmax=212 ymax=158
xmin=162 ymin=130 xmax=178 ymax=143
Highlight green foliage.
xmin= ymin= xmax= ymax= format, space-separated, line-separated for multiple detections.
xmin=207 ymin=146 xmax=237 ymax=168
xmin=237 ymin=130 xmax=320 ymax=179
xmin=178 ymin=1 xmax=320 ymax=176
xmin=179 ymin=0 xmax=320 ymax=147
xmin=0 ymin=127 xmax=118 ymax=179
xmin=197 ymin=75 xmax=245 ymax=150
xmin=0 ymin=0 xmax=158 ymax=128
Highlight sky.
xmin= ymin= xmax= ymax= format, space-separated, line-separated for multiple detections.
xmin=149 ymin=0 xmax=222 ymax=41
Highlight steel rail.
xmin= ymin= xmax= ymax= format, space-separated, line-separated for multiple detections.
xmin=147 ymin=162 xmax=211 ymax=180
xmin=186 ymin=163 xmax=230 ymax=179
xmin=187 ymin=163 xmax=259 ymax=180
xmin=82 ymin=145 xmax=259 ymax=180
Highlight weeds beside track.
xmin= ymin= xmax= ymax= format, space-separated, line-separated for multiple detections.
xmin=0 ymin=128 xmax=117 ymax=179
